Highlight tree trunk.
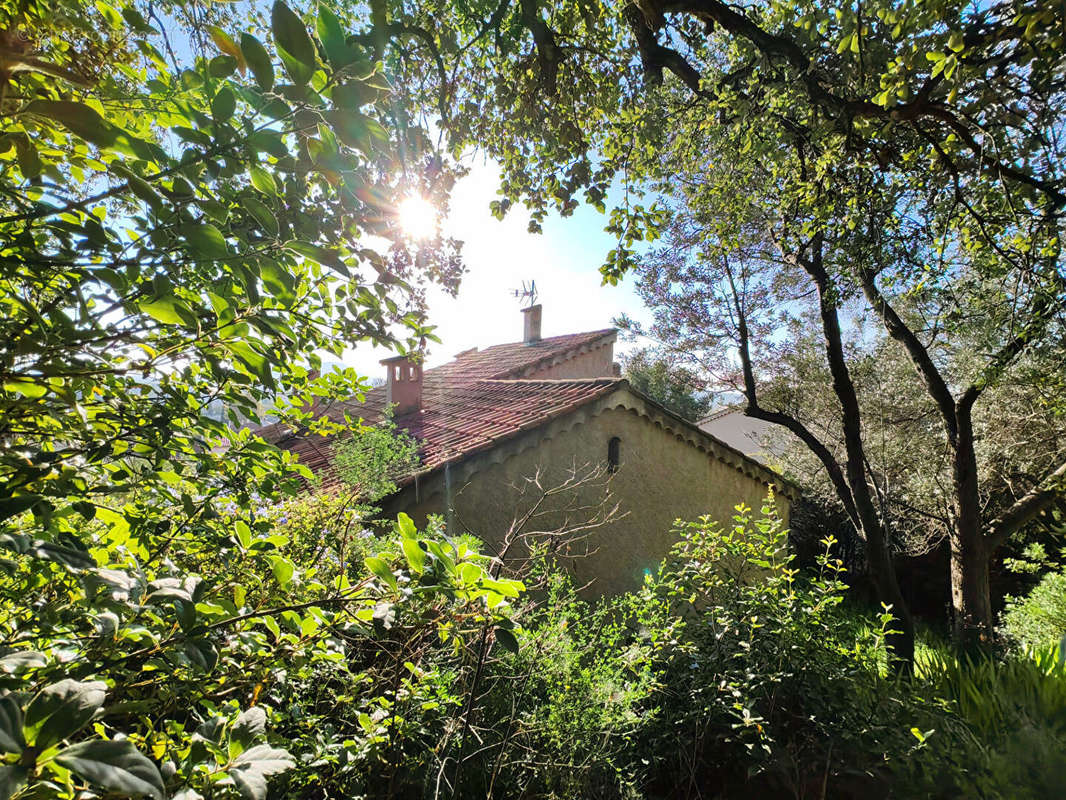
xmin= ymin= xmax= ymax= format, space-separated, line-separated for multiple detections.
xmin=861 ymin=517 xmax=916 ymax=667
xmin=949 ymin=528 xmax=992 ymax=646
xmin=804 ymin=246 xmax=915 ymax=669
xmin=952 ymin=402 xmax=995 ymax=644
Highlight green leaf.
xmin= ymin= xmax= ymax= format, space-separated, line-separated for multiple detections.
xmin=23 ymin=679 xmax=106 ymax=750
xmin=181 ymin=69 xmax=204 ymax=89
xmin=209 ymin=55 xmax=239 ymax=79
xmin=325 ymin=110 xmax=372 ymax=153
xmin=260 ymin=259 xmax=294 ymax=299
xmin=0 ymin=765 xmax=27 ymax=800
xmin=249 ymin=166 xmax=278 ymax=195
xmin=23 ymin=101 xmax=118 ymax=148
xmin=15 ymin=137 xmax=41 ymax=178
xmin=234 ymin=520 xmax=252 ymax=549
xmin=212 ymin=87 xmax=236 ymax=122
xmin=229 ymin=341 xmax=270 ymax=380
xmin=231 ymin=707 xmax=267 ymax=752
xmin=364 ymin=556 xmax=396 ymax=589
xmin=316 ymin=6 xmax=351 ymax=68
xmin=396 ymin=512 xmax=417 ymax=539
xmin=283 ymin=241 xmax=348 ymax=275
xmin=268 ymin=554 xmax=294 ymax=586
xmin=263 ymin=615 xmax=281 ymax=640
xmin=229 ymin=744 xmax=294 ymax=800
xmin=0 ymin=695 xmax=24 ymax=754
xmin=54 ymin=739 xmax=164 ymax=800
xmin=484 ymin=578 xmax=522 ymax=598
xmin=332 ymin=81 xmax=380 ymax=110
xmin=401 ymin=538 xmax=425 ymax=576
xmin=494 ymin=627 xmax=519 ymax=654
xmin=459 ymin=561 xmax=483 ymax=586
xmin=0 ymin=651 xmax=46 ymax=675
xmin=244 ymin=198 xmax=279 ymax=236
xmin=111 ymin=163 xmax=163 ymax=211
xmin=184 ymin=639 xmax=218 ymax=671
xmin=271 ymin=1 xmax=316 ymax=86
xmin=2 ymin=379 xmax=46 ymax=399
xmin=140 ymin=296 xmax=193 ymax=326
xmin=0 ymin=534 xmax=95 ymax=569
xmin=241 ymin=34 xmax=274 ymax=91
xmin=183 ymin=222 xmax=229 ymax=258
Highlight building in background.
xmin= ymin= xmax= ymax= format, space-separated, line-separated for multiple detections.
xmin=696 ymin=407 xmax=791 ymax=467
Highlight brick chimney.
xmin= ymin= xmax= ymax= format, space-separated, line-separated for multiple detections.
xmin=380 ymin=355 xmax=423 ymax=415
xmin=522 ymin=304 xmax=542 ymax=344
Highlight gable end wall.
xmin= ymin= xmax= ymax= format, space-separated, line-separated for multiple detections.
xmin=385 ymin=389 xmax=791 ymax=595
xmin=520 ymin=338 xmax=615 ymax=379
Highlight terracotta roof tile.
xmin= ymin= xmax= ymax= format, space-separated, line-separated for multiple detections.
xmin=263 ymin=329 xmax=619 ymax=485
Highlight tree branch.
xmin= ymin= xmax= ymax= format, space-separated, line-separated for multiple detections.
xmin=722 ymin=254 xmax=860 ymax=527
xmin=642 ymin=0 xmax=1066 ymax=207
xmin=987 ymin=459 xmax=1066 ymax=548
xmin=859 ymin=268 xmax=958 ymax=444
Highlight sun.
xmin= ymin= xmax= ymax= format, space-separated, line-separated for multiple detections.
xmin=397 ymin=194 xmax=437 ymax=240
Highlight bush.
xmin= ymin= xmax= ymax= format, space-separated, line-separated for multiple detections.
xmin=0 ymin=488 xmax=523 ymax=800
xmin=1002 ymin=567 xmax=1066 ymax=651
xmin=456 ymin=498 xmax=929 ymax=799
xmin=631 ymin=499 xmax=921 ymax=797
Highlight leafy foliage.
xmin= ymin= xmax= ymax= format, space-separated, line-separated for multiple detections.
xmin=1 ymin=0 xmax=461 ymax=524
xmin=332 ymin=411 xmax=421 ymax=504
xmin=619 ymin=347 xmax=710 ymax=422
xmin=1003 ymin=565 xmax=1066 ymax=652
xmin=0 ymin=1 xmax=473 ymax=797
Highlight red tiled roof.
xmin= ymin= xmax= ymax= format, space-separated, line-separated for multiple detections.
xmin=263 ymin=329 xmax=618 ymax=485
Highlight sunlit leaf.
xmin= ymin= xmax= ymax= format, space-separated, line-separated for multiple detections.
xmin=241 ymin=34 xmax=275 ymax=91
xmin=23 ymin=101 xmax=118 ymax=148
xmin=229 ymin=744 xmax=294 ymax=800
xmin=24 ymin=680 xmax=106 ymax=750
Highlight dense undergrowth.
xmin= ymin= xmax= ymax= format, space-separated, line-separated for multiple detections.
xmin=3 ymin=488 xmax=1064 ymax=799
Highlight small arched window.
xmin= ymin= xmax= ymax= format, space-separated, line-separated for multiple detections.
xmin=607 ymin=437 xmax=621 ymax=474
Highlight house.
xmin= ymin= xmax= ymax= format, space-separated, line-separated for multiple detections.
xmin=266 ymin=306 xmax=797 ymax=594
xmin=696 ymin=406 xmax=788 ymax=466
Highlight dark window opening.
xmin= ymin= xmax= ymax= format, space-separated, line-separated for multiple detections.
xmin=607 ymin=437 xmax=621 ymax=473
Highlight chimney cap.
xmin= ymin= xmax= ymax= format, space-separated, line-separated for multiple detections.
xmin=380 ymin=353 xmax=422 ymax=365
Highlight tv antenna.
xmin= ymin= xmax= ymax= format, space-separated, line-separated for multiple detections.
xmin=511 ymin=280 xmax=538 ymax=308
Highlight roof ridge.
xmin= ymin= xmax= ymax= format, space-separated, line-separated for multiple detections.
xmin=478 ymin=327 xmax=616 ymax=351
xmin=481 ymin=377 xmax=621 ymax=385
xmin=698 ymin=404 xmax=742 ymax=424
xmin=416 ymin=327 xmax=616 ymax=382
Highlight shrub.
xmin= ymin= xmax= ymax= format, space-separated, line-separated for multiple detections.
xmin=1002 ymin=567 xmax=1066 ymax=651
xmin=463 ymin=498 xmax=929 ymax=799
xmin=631 ymin=499 xmax=923 ymax=797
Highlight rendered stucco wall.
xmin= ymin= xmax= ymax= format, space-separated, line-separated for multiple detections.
xmin=389 ymin=403 xmax=790 ymax=596
xmin=523 ymin=341 xmax=616 ymax=380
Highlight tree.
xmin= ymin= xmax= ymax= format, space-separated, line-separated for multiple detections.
xmin=620 ymin=119 xmax=1065 ymax=655
xmin=0 ymin=1 xmax=479 ymax=796
xmin=620 ymin=347 xmax=711 ymax=422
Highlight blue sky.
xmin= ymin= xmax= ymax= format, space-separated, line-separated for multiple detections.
xmin=342 ymin=158 xmax=653 ymax=379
